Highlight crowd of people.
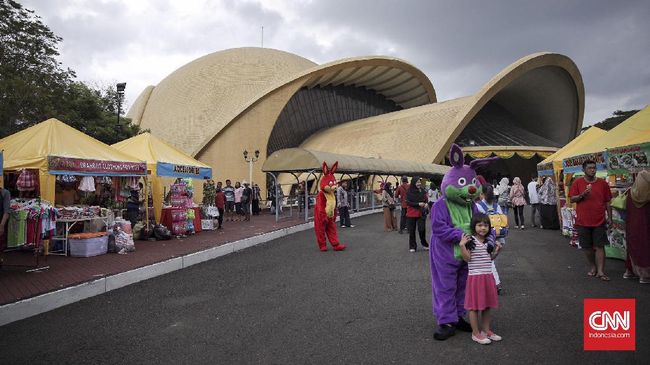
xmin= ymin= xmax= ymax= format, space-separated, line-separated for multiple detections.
xmin=494 ymin=175 xmax=559 ymax=230
xmin=212 ymin=180 xmax=262 ymax=229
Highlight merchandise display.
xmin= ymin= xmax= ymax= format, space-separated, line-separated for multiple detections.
xmin=7 ymin=199 xmax=57 ymax=250
xmin=166 ymin=179 xmax=199 ymax=236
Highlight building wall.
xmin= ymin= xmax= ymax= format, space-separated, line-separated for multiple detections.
xmin=195 ymin=79 xmax=307 ymax=198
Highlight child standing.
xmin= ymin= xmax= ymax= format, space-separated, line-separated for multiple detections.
xmin=459 ymin=213 xmax=502 ymax=345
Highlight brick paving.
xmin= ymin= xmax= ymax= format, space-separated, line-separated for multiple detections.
xmin=0 ymin=213 xmax=304 ymax=305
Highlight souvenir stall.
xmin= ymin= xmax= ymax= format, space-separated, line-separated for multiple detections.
xmin=0 ymin=118 xmax=147 ymax=257
xmin=112 ymin=133 xmax=212 ymax=235
xmin=597 ymin=141 xmax=650 ymax=260
xmin=560 ymin=105 xmax=650 ymax=255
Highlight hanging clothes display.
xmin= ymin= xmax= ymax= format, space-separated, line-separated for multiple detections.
xmin=127 ymin=176 xmax=139 ymax=190
xmin=98 ymin=176 xmax=113 ymax=187
xmin=78 ymin=176 xmax=96 ymax=192
xmin=7 ymin=210 xmax=28 ymax=247
xmin=7 ymin=199 xmax=58 ymax=248
xmin=57 ymin=174 xmax=78 ymax=188
xmin=16 ymin=169 xmax=37 ymax=192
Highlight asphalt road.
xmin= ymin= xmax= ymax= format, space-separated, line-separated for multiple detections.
xmin=1 ymin=213 xmax=648 ymax=364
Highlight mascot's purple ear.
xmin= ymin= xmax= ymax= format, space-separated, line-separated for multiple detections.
xmin=449 ymin=143 xmax=464 ymax=168
xmin=469 ymin=156 xmax=500 ymax=169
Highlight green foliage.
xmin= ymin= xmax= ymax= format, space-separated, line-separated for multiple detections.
xmin=0 ymin=0 xmax=141 ymax=144
xmin=588 ymin=109 xmax=640 ymax=131
xmin=58 ymin=82 xmax=141 ymax=145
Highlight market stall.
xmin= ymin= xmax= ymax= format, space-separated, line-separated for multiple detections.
xmin=560 ymin=105 xmax=650 ymax=257
xmin=112 ymin=133 xmax=212 ymax=233
xmin=536 ymin=127 xmax=607 ymax=231
xmin=0 ymin=118 xmax=147 ymax=256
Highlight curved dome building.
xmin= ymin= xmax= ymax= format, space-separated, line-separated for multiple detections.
xmin=128 ymin=47 xmax=584 ymax=188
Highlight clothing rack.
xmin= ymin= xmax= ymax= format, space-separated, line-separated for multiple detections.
xmin=1 ymin=198 xmax=50 ymax=272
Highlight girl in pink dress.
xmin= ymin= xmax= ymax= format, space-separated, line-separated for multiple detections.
xmin=459 ymin=213 xmax=502 ymax=345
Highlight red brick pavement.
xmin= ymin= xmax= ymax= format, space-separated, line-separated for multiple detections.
xmin=0 ymin=214 xmax=305 ymax=305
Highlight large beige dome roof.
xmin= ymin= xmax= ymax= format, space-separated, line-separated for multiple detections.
xmin=128 ymin=47 xmax=437 ymax=156
xmin=130 ymin=47 xmax=317 ymax=154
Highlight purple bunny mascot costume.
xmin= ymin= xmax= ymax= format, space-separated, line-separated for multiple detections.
xmin=429 ymin=143 xmax=498 ymax=340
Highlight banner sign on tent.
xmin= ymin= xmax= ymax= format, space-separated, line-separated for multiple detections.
xmin=157 ymin=162 xmax=212 ymax=179
xmin=48 ymin=156 xmax=146 ymax=176
xmin=562 ymin=152 xmax=607 ymax=174
xmin=607 ymin=142 xmax=650 ymax=175
xmin=537 ymin=161 xmax=554 ymax=176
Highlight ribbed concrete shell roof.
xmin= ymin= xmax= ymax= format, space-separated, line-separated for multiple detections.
xmin=301 ymin=52 xmax=584 ymax=164
xmin=128 ymin=47 xmax=436 ymax=156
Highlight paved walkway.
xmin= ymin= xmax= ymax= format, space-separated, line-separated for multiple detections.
xmin=0 ymin=213 xmax=304 ymax=305
xmin=0 ymin=213 xmax=647 ymax=364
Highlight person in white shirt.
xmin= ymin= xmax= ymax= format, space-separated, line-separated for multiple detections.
xmin=527 ymin=176 xmax=542 ymax=228
xmin=427 ymin=182 xmax=441 ymax=209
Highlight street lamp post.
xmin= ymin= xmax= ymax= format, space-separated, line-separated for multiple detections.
xmin=116 ymin=82 xmax=126 ymax=134
xmin=243 ymin=149 xmax=260 ymax=217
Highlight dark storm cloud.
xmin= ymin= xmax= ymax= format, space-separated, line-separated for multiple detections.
xmin=20 ymin=0 xmax=650 ymax=124
xmin=285 ymin=0 xmax=650 ymax=123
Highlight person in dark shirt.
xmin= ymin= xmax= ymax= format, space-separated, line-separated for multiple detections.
xmin=223 ymin=179 xmax=235 ymax=222
xmin=126 ymin=183 xmax=143 ymax=228
xmin=241 ymin=181 xmax=252 ymax=221
xmin=252 ymin=183 xmax=261 ymax=215
xmin=0 ymin=186 xmax=11 ymax=265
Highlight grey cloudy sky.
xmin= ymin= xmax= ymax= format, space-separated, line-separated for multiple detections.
xmin=23 ymin=0 xmax=650 ymax=125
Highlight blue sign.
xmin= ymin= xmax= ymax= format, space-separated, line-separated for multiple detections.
xmin=562 ymin=151 xmax=607 ymax=174
xmin=157 ymin=161 xmax=212 ymax=179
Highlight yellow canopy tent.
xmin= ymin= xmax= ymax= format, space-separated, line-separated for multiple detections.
xmin=0 ymin=118 xmax=147 ymax=204
xmin=537 ymin=126 xmax=607 ymax=176
xmin=560 ymin=105 xmax=650 ymax=199
xmin=564 ymin=105 xmax=650 ymax=165
xmin=112 ymin=133 xmax=212 ymax=223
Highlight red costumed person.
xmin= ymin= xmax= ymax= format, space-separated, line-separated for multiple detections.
xmin=314 ymin=161 xmax=347 ymax=252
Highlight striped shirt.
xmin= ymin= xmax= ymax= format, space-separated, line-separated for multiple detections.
xmin=468 ymin=238 xmax=493 ymax=275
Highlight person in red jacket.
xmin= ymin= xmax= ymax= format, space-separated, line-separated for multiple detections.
xmin=214 ymin=181 xmax=226 ymax=230
xmin=569 ymin=160 xmax=612 ymax=281
xmin=405 ymin=176 xmax=429 ymax=252
xmin=395 ymin=176 xmax=410 ymax=234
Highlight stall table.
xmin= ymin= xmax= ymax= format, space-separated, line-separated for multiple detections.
xmin=51 ymin=216 xmax=109 ymax=256
xmin=160 ymin=207 xmax=202 ymax=234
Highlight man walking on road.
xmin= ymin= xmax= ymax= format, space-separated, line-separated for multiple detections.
xmin=527 ymin=175 xmax=541 ymax=228
xmin=569 ymin=160 xmax=612 ymax=281
xmin=395 ymin=176 xmax=410 ymax=234
xmin=337 ymin=180 xmax=354 ymax=228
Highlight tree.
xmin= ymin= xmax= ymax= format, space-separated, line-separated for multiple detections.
xmin=0 ymin=0 xmax=141 ymax=144
xmin=56 ymin=82 xmax=141 ymax=145
xmin=0 ymin=0 xmax=75 ymax=135
xmin=585 ymin=109 xmax=640 ymax=132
